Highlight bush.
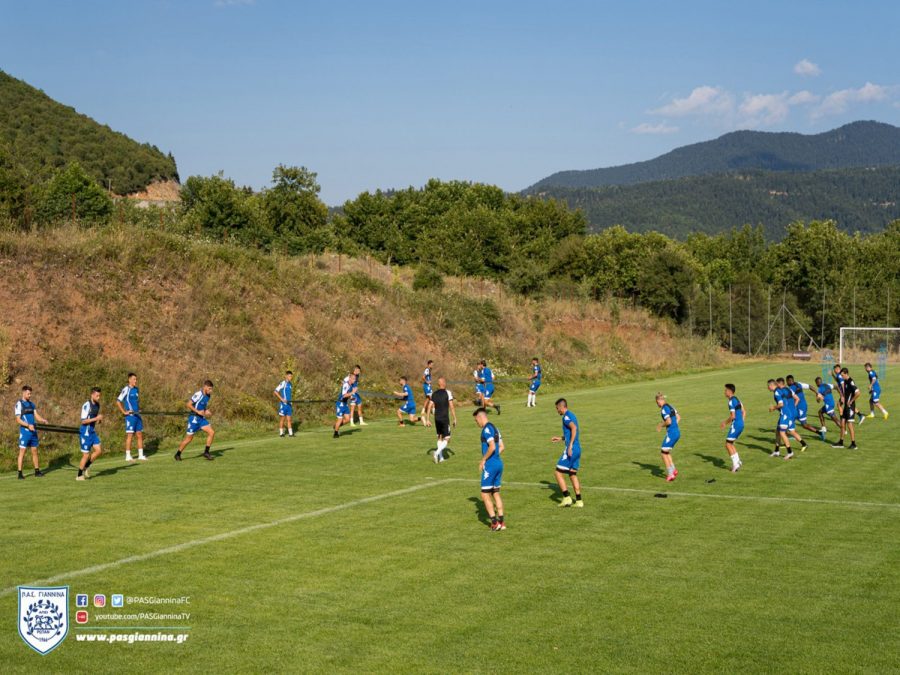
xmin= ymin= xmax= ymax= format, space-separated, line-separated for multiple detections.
xmin=412 ymin=266 xmax=444 ymax=291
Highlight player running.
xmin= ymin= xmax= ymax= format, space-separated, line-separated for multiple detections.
xmin=334 ymin=372 xmax=357 ymax=438
xmin=720 ymin=383 xmax=744 ymax=473
xmin=767 ymin=378 xmax=807 ymax=459
xmin=394 ymin=376 xmax=418 ymax=426
xmin=274 ymin=371 xmax=294 ymax=437
xmin=349 ymin=365 xmax=366 ymax=426
xmin=814 ymin=376 xmax=841 ymax=440
xmin=175 ymin=380 xmax=215 ymax=461
xmin=474 ymin=407 xmax=506 ymax=531
xmin=430 ymin=377 xmax=457 ymax=464
xmin=552 ymin=398 xmax=583 ymax=507
xmin=478 ymin=359 xmax=501 ymax=415
xmin=832 ymin=367 xmax=860 ymax=449
xmin=77 ymin=387 xmax=103 ymax=481
xmin=116 ymin=372 xmax=146 ymax=462
xmin=655 ymin=393 xmax=680 ymax=482
xmin=473 ymin=362 xmax=485 ymax=405
xmin=864 ymin=362 xmax=889 ymax=421
xmin=421 ymin=360 xmax=434 ymax=427
xmin=786 ymin=375 xmax=821 ymax=436
xmin=526 ymin=357 xmax=542 ymax=408
xmin=15 ymin=385 xmax=48 ymax=480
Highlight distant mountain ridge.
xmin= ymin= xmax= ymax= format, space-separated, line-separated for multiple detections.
xmin=527 ymin=121 xmax=900 ymax=191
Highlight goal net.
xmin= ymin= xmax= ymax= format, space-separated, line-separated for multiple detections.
xmin=838 ymin=327 xmax=900 ymax=382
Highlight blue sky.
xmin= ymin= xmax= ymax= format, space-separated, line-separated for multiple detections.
xmin=2 ymin=0 xmax=899 ymax=203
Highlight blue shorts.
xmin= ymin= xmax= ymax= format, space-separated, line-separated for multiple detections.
xmin=661 ymin=429 xmax=680 ymax=452
xmin=335 ymin=401 xmax=350 ymax=418
xmin=777 ymin=414 xmax=795 ymax=431
xmin=352 ymin=393 xmax=361 ymax=405
xmin=18 ymin=428 xmax=39 ymax=448
xmin=530 ymin=380 xmax=542 ymax=393
xmin=795 ymin=404 xmax=808 ymax=423
xmin=423 ymin=384 xmax=433 ymax=398
xmin=187 ymin=415 xmax=210 ymax=435
xmin=480 ymin=461 xmax=503 ymax=493
xmin=483 ymin=385 xmax=495 ymax=399
xmin=125 ymin=414 xmax=143 ymax=434
xmin=475 ymin=385 xmax=485 ymax=396
xmin=80 ymin=429 xmax=100 ymax=452
xmin=279 ymin=403 xmax=293 ymax=417
xmin=400 ymin=401 xmax=417 ymax=415
xmin=871 ymin=387 xmax=881 ymax=403
xmin=726 ymin=422 xmax=744 ymax=442
xmin=556 ymin=448 xmax=581 ymax=474
xmin=820 ymin=403 xmax=835 ymax=416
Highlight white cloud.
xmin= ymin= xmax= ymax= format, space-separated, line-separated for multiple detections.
xmin=652 ymin=85 xmax=734 ymax=117
xmin=788 ymin=90 xmax=819 ymax=105
xmin=815 ymin=82 xmax=891 ymax=116
xmin=630 ymin=122 xmax=679 ymax=135
xmin=793 ymin=59 xmax=821 ymax=77
xmin=738 ymin=92 xmax=791 ymax=127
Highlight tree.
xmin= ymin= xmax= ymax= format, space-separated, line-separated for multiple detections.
xmin=181 ymin=173 xmax=270 ymax=247
xmin=261 ymin=165 xmax=330 ymax=254
xmin=34 ymin=162 xmax=112 ymax=225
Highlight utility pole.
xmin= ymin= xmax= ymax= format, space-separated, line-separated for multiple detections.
xmin=747 ymin=284 xmax=751 ymax=355
xmin=822 ymin=286 xmax=826 ymax=347
xmin=781 ymin=288 xmax=786 ymax=352
xmin=708 ymin=282 xmax=713 ymax=340
xmin=767 ymin=286 xmax=771 ymax=355
xmin=729 ymin=284 xmax=733 ymax=353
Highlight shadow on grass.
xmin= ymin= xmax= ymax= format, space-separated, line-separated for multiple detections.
xmin=744 ymin=443 xmax=773 ymax=455
xmin=539 ymin=479 xmax=563 ymax=504
xmin=42 ymin=454 xmax=76 ymax=475
xmin=93 ymin=460 xmax=141 ymax=477
xmin=631 ymin=461 xmax=666 ymax=479
xmin=694 ymin=453 xmax=728 ymax=470
xmin=467 ymin=496 xmax=492 ymax=526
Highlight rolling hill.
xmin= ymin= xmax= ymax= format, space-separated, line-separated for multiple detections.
xmin=527 ymin=121 xmax=900 ymax=191
xmin=0 ymin=69 xmax=178 ymax=195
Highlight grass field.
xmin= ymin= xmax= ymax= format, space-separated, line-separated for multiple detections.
xmin=1 ymin=361 xmax=898 ymax=673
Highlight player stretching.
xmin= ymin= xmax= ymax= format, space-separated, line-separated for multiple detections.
xmin=394 ymin=376 xmax=418 ymax=426
xmin=864 ymin=362 xmax=889 ymax=421
xmin=431 ymin=377 xmax=457 ymax=463
xmin=552 ymin=398 xmax=583 ymax=507
xmin=478 ymin=359 xmax=501 ymax=415
xmin=334 ymin=372 xmax=357 ymax=438
xmin=274 ymin=371 xmax=294 ymax=437
xmin=655 ymin=393 xmax=680 ymax=481
xmin=814 ymin=376 xmax=841 ymax=441
xmin=768 ymin=378 xmax=806 ymax=459
xmin=175 ymin=380 xmax=215 ymax=461
xmin=421 ymin=360 xmax=434 ymax=427
xmin=77 ymin=388 xmax=103 ymax=481
xmin=720 ymin=384 xmax=744 ymax=473
xmin=116 ymin=372 xmax=146 ymax=462
xmin=349 ymin=365 xmax=366 ymax=426
xmin=474 ymin=407 xmax=505 ymax=531
xmin=832 ymin=368 xmax=859 ymax=449
xmin=786 ymin=375 xmax=821 ymax=436
xmin=527 ymin=357 xmax=542 ymax=407
xmin=15 ymin=385 xmax=48 ymax=480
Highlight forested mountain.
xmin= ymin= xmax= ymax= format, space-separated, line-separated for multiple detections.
xmin=538 ymin=166 xmax=900 ymax=239
xmin=527 ymin=121 xmax=900 ymax=190
xmin=0 ymin=69 xmax=178 ymax=194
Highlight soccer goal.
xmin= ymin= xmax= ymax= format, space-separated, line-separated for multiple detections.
xmin=838 ymin=327 xmax=900 ymax=380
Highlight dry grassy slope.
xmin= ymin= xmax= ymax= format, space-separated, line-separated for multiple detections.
xmin=0 ymin=225 xmax=722 ymax=463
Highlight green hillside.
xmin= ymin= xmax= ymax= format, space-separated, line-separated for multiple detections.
xmin=528 ymin=121 xmax=900 ymax=191
xmin=0 ymin=69 xmax=178 ymax=195
xmin=538 ymin=166 xmax=900 ymax=239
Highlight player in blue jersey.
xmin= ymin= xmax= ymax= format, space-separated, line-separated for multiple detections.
xmin=813 ymin=376 xmax=841 ymax=440
xmin=474 ymin=407 xmax=506 ymax=531
xmin=473 ymin=363 xmax=485 ymax=404
xmin=77 ymin=387 xmax=104 ymax=481
xmin=15 ymin=385 xmax=49 ymax=480
xmin=526 ymin=357 xmax=542 ymax=408
xmin=719 ymin=384 xmax=745 ymax=473
xmin=767 ymin=378 xmax=807 ymax=459
xmin=831 ymin=364 xmax=845 ymax=415
xmin=655 ymin=393 xmax=680 ymax=481
xmin=864 ymin=362 xmax=889 ymax=421
xmin=116 ymin=372 xmax=146 ymax=462
xmin=349 ymin=365 xmax=367 ymax=427
xmin=175 ymin=380 xmax=215 ymax=461
xmin=394 ymin=376 xmax=418 ymax=426
xmin=421 ymin=360 xmax=434 ymax=428
xmin=477 ymin=359 xmax=501 ymax=415
xmin=552 ymin=398 xmax=583 ymax=507
xmin=334 ymin=372 xmax=357 ymax=438
xmin=274 ymin=371 xmax=294 ymax=438
xmin=785 ymin=375 xmax=821 ymax=437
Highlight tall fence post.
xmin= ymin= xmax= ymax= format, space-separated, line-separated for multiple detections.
xmin=747 ymin=284 xmax=751 ymax=355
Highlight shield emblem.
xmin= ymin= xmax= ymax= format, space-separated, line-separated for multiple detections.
xmin=18 ymin=586 xmax=69 ymax=655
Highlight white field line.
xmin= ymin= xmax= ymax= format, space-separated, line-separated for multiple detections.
xmin=0 ymin=479 xmax=452 ymax=598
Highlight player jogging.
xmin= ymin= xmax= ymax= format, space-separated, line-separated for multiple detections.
xmin=274 ymin=371 xmax=294 ymax=437
xmin=116 ymin=372 xmax=146 ymax=462
xmin=814 ymin=376 xmax=841 ymax=441
xmin=474 ymin=407 xmax=505 ymax=531
xmin=832 ymin=368 xmax=860 ymax=449
xmin=15 ymin=385 xmax=48 ymax=480
xmin=473 ymin=363 xmax=485 ymax=404
xmin=430 ymin=377 xmax=457 ymax=463
xmin=334 ymin=372 xmax=357 ymax=438
xmin=394 ymin=376 xmax=418 ymax=426
xmin=421 ymin=360 xmax=434 ymax=427
xmin=864 ymin=362 xmax=889 ymax=421
xmin=552 ymin=398 xmax=583 ymax=506
xmin=786 ymin=375 xmax=821 ymax=436
xmin=478 ymin=359 xmax=501 ymax=415
xmin=175 ymin=380 xmax=215 ymax=461
xmin=720 ymin=383 xmax=744 ymax=473
xmin=349 ymin=365 xmax=367 ymax=426
xmin=527 ymin=357 xmax=542 ymax=408
xmin=767 ymin=378 xmax=807 ymax=459
xmin=77 ymin=387 xmax=103 ymax=481
xmin=655 ymin=393 xmax=680 ymax=482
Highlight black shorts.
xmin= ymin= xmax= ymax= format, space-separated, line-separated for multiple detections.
xmin=841 ymin=404 xmax=856 ymax=421
xmin=435 ymin=419 xmax=451 ymax=438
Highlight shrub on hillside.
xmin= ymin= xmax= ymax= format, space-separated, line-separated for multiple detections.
xmin=34 ymin=162 xmax=112 ymax=225
xmin=412 ymin=266 xmax=444 ymax=291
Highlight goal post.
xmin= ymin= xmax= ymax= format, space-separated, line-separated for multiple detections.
xmin=838 ymin=327 xmax=900 ymax=381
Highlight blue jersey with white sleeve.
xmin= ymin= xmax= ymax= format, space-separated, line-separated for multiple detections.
xmin=728 ymin=396 xmax=744 ymax=425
